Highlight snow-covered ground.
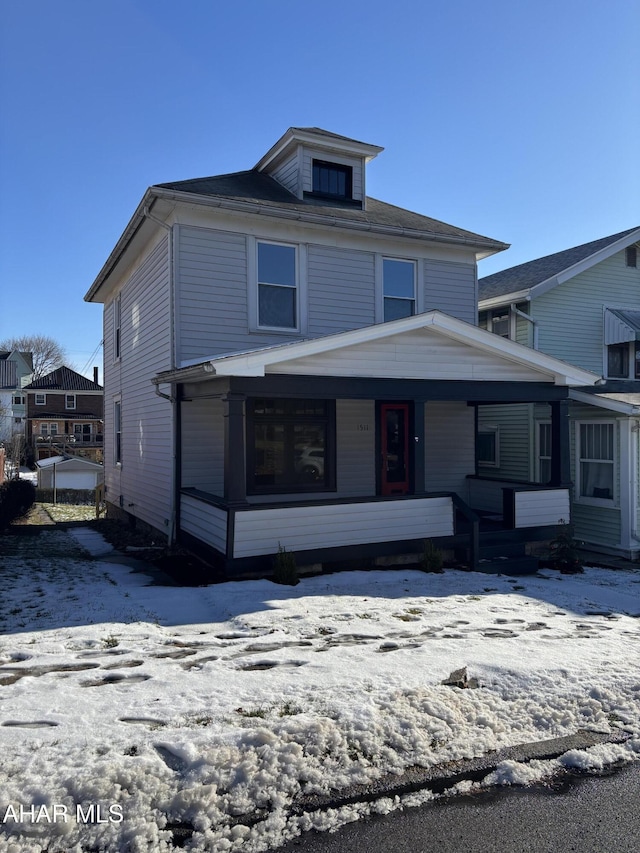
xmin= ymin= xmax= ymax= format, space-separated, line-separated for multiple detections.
xmin=0 ymin=526 xmax=639 ymax=853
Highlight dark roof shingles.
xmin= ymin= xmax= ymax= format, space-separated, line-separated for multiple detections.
xmin=479 ymin=228 xmax=639 ymax=301
xmin=24 ymin=366 xmax=103 ymax=392
xmin=156 ymin=171 xmax=504 ymax=247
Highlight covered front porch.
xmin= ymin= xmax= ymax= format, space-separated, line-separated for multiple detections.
xmin=156 ymin=312 xmax=597 ymax=577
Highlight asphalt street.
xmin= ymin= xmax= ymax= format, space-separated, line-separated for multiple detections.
xmin=277 ymin=762 xmax=640 ymax=853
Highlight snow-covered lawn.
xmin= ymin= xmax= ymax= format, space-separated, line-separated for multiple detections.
xmin=0 ymin=527 xmax=639 ymax=853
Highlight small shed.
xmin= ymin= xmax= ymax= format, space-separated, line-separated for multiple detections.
xmin=36 ymin=455 xmax=104 ymax=489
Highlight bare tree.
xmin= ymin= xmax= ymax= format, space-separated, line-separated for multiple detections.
xmin=0 ymin=334 xmax=67 ymax=380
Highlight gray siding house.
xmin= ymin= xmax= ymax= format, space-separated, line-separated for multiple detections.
xmin=478 ymin=227 xmax=640 ymax=559
xmin=85 ymin=127 xmax=596 ymax=577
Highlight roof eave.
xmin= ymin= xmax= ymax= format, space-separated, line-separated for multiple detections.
xmin=254 ymin=127 xmax=384 ymax=172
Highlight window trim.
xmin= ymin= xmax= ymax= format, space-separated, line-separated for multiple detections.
xmin=65 ymin=393 xmax=76 ymax=410
xmin=606 ymin=341 xmax=639 ymax=379
xmin=248 ymin=238 xmax=308 ymax=335
xmin=246 ymin=398 xmax=336 ymax=496
xmin=375 ymin=255 xmax=423 ymax=323
xmin=35 ymin=393 xmax=46 ymax=406
xmin=575 ymin=420 xmax=616 ymax=507
xmin=114 ymin=399 xmax=122 ymax=466
xmin=477 ymin=424 xmax=500 ymax=468
xmin=536 ymin=420 xmax=552 ymax=484
xmin=311 ymin=159 xmax=353 ymax=200
xmin=114 ymin=294 xmax=122 ymax=361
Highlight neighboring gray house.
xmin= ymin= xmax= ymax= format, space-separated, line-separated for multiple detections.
xmin=478 ymin=227 xmax=640 ymax=559
xmin=0 ymin=351 xmax=33 ymax=441
xmin=85 ymin=127 xmax=596 ymax=577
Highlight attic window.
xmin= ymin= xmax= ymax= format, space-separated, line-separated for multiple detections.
xmin=312 ymin=160 xmax=352 ymax=200
xmin=626 ymin=246 xmax=637 ymax=268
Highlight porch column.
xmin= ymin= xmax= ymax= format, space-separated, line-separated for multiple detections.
xmin=223 ymin=392 xmax=247 ymax=503
xmin=413 ymin=401 xmax=425 ymax=492
xmin=550 ymin=399 xmax=570 ymax=486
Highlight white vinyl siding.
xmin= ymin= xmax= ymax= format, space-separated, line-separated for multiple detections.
xmin=424 ymin=259 xmax=477 ymax=325
xmin=180 ymin=397 xmax=224 ymax=495
xmin=271 ymin=150 xmax=299 ymax=195
xmin=104 ymin=238 xmax=172 ymax=534
xmin=233 ymin=496 xmax=454 ymax=558
xmin=180 ymin=494 xmax=227 ymax=552
xmin=424 ymin=402 xmax=475 ymax=499
xmin=307 ymin=246 xmax=375 ymax=335
xmin=274 ymin=329 xmax=548 ymax=381
xmin=514 ymin=489 xmax=570 ymax=527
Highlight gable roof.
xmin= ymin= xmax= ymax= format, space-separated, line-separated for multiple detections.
xmin=156 ymin=310 xmax=598 ymax=387
xmin=24 ymin=365 xmax=103 ymax=392
xmin=479 ymin=227 xmax=640 ymax=306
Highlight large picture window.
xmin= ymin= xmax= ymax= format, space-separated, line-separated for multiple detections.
xmin=257 ymin=242 xmax=297 ymax=329
xmin=577 ymin=422 xmax=615 ymax=503
xmin=247 ymin=398 xmax=335 ymax=494
xmin=383 ymin=258 xmax=416 ymax=322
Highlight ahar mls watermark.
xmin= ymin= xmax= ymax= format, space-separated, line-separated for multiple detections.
xmin=2 ymin=803 xmax=123 ymax=824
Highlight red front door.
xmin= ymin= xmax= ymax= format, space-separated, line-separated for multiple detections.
xmin=380 ymin=403 xmax=411 ymax=496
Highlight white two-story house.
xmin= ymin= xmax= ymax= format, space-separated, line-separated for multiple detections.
xmin=478 ymin=227 xmax=640 ymax=559
xmin=0 ymin=350 xmax=33 ymax=442
xmin=85 ymin=127 xmax=596 ymax=578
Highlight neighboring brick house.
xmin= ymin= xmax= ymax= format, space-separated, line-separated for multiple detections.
xmin=24 ymin=366 xmax=104 ymax=462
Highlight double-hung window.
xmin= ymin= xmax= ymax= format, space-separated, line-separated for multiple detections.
xmin=35 ymin=393 xmax=46 ymax=406
xmin=65 ymin=394 xmax=76 ymax=410
xmin=537 ymin=422 xmax=552 ymax=484
xmin=114 ymin=295 xmax=121 ymax=360
xmin=383 ymin=258 xmax=416 ymax=321
xmin=257 ymin=242 xmax=297 ymax=330
xmin=577 ymin=422 xmax=615 ymax=503
xmin=114 ymin=400 xmax=122 ymax=465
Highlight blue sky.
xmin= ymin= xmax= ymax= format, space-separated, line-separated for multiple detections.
xmin=1 ymin=0 xmax=638 ymax=380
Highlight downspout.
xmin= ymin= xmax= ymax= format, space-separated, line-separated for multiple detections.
xmin=144 ymin=205 xmax=178 ymax=546
xmin=511 ymin=303 xmax=539 ymax=349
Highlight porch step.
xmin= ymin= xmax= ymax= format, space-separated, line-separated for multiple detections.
xmin=476 ymin=555 xmax=540 ymax=576
xmin=478 ymin=541 xmax=531 ymax=560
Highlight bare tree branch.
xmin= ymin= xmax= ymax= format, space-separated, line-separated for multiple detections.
xmin=0 ymin=335 xmax=67 ymax=380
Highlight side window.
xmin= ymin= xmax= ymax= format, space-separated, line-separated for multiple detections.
xmin=577 ymin=422 xmax=615 ymax=504
xmin=35 ymin=393 xmax=46 ymax=405
xmin=65 ymin=394 xmax=76 ymax=410
xmin=383 ymin=258 xmax=416 ymax=322
xmin=257 ymin=242 xmax=297 ymax=330
xmin=477 ymin=425 xmax=499 ymax=467
xmin=537 ymin=422 xmax=552 ymax=484
xmin=114 ymin=400 xmax=122 ymax=465
xmin=114 ymin=294 xmax=121 ymax=360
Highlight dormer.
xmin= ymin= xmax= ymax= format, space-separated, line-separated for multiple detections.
xmin=254 ymin=127 xmax=383 ymax=210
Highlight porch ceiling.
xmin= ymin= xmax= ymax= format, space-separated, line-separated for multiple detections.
xmin=157 ymin=311 xmax=599 ymax=388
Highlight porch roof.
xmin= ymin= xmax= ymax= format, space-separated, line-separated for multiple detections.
xmin=156 ymin=311 xmax=598 ymax=388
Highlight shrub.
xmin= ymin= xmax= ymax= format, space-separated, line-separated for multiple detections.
xmin=272 ymin=543 xmax=299 ymax=586
xmin=421 ymin=539 xmax=444 ymax=573
xmin=0 ymin=479 xmax=36 ymax=530
xmin=548 ymin=520 xmax=583 ymax=573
